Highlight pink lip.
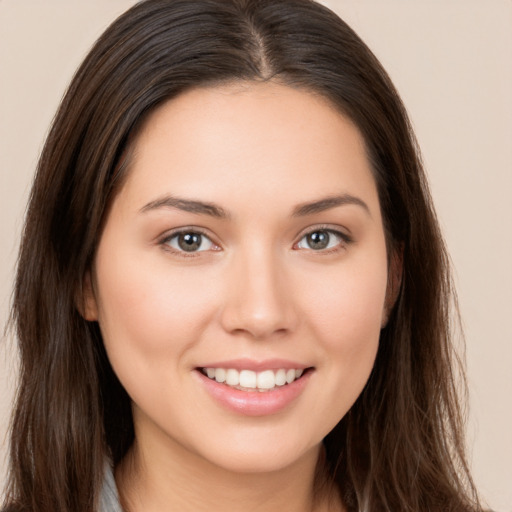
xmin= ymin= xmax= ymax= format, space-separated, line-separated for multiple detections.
xmin=196 ymin=358 xmax=309 ymax=372
xmin=195 ymin=368 xmax=313 ymax=417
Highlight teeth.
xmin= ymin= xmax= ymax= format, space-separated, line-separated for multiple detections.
xmin=275 ymin=369 xmax=287 ymax=386
xmin=239 ymin=370 xmax=257 ymax=388
xmin=203 ymin=367 xmax=306 ymax=391
xmin=214 ymin=368 xmax=226 ymax=383
xmin=257 ymin=370 xmax=275 ymax=389
xmin=226 ymin=369 xmax=239 ymax=386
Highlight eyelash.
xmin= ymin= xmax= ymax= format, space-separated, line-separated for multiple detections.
xmin=159 ymin=227 xmax=219 ymax=258
xmin=159 ymin=226 xmax=353 ymax=257
xmin=294 ymin=226 xmax=353 ymax=254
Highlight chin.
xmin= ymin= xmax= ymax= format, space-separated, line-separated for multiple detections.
xmin=190 ymin=432 xmax=322 ymax=475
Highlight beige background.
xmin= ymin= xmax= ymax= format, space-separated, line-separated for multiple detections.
xmin=1 ymin=1 xmax=511 ymax=510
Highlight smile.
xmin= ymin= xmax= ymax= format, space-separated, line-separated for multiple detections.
xmin=201 ymin=367 xmax=305 ymax=392
xmin=197 ymin=365 xmax=313 ymax=416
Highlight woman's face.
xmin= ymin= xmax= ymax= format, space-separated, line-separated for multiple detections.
xmin=85 ymin=82 xmax=390 ymax=474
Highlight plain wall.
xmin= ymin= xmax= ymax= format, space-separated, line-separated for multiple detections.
xmin=1 ymin=1 xmax=511 ymax=510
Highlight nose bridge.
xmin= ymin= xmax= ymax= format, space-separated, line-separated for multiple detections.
xmin=220 ymin=241 xmax=296 ymax=339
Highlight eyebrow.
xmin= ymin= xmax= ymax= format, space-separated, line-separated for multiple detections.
xmin=292 ymin=194 xmax=370 ymax=217
xmin=140 ymin=195 xmax=230 ymax=219
xmin=139 ymin=193 xmax=370 ymax=219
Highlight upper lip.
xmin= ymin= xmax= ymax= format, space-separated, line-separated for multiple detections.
xmin=195 ymin=358 xmax=311 ymax=372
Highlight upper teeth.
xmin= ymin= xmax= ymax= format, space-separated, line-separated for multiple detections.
xmin=203 ymin=368 xmax=304 ymax=391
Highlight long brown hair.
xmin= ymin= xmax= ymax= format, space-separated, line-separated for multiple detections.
xmin=3 ymin=1 xmax=481 ymax=510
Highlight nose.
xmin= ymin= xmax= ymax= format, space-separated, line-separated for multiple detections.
xmin=219 ymin=247 xmax=298 ymax=340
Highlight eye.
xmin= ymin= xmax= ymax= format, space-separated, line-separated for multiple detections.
xmin=296 ymin=229 xmax=348 ymax=251
xmin=163 ymin=231 xmax=216 ymax=253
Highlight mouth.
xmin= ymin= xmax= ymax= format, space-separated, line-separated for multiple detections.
xmin=198 ymin=367 xmax=311 ymax=392
xmin=195 ymin=363 xmax=314 ymax=416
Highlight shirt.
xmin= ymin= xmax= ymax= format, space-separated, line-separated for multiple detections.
xmin=99 ymin=462 xmax=123 ymax=512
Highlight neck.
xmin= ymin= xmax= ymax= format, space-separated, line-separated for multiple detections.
xmin=115 ymin=434 xmax=341 ymax=512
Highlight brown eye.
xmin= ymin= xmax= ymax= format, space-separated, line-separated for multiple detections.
xmin=165 ymin=231 xmax=214 ymax=253
xmin=305 ymin=231 xmax=330 ymax=250
xmin=296 ymin=229 xmax=348 ymax=251
xmin=178 ymin=233 xmax=202 ymax=252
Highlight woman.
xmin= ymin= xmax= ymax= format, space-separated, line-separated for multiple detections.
xmin=2 ymin=0 xmax=483 ymax=511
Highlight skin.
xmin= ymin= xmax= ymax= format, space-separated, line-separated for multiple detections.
xmin=84 ymin=81 xmax=393 ymax=512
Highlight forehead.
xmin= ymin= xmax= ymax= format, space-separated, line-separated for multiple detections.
xmin=118 ymin=81 xmax=379 ymax=215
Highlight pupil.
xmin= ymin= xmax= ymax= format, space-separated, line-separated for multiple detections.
xmin=307 ymin=231 xmax=329 ymax=250
xmin=178 ymin=233 xmax=201 ymax=252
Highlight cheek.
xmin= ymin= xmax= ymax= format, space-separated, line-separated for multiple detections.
xmin=305 ymin=253 xmax=388 ymax=345
xmin=92 ymin=253 xmax=225 ymax=431
xmin=93 ymin=249 xmax=220 ymax=370
xmin=298 ymin=254 xmax=387 ymax=417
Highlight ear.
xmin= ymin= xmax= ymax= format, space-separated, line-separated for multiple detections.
xmin=381 ymin=246 xmax=403 ymax=328
xmin=77 ymin=271 xmax=99 ymax=321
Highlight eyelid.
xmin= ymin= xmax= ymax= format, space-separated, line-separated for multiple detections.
xmin=293 ymin=225 xmax=353 ymax=251
xmin=158 ymin=226 xmax=221 ymax=256
xmin=295 ymin=224 xmax=353 ymax=241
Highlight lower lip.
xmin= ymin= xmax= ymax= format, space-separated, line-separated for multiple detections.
xmin=196 ymin=370 xmax=312 ymax=416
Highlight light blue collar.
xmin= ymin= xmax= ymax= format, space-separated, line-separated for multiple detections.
xmin=99 ymin=461 xmax=123 ymax=512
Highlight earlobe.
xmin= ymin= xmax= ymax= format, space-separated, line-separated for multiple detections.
xmin=77 ymin=271 xmax=99 ymax=321
xmin=381 ymin=247 xmax=403 ymax=328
